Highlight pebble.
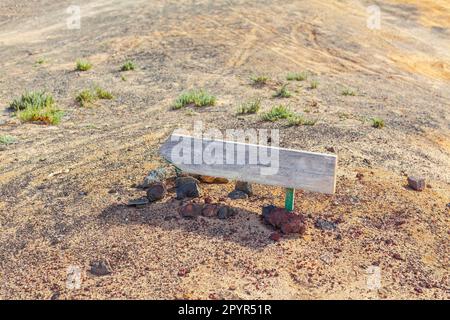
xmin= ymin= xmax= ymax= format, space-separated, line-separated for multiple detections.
xmin=407 ymin=176 xmax=425 ymax=191
xmin=146 ymin=182 xmax=167 ymax=202
xmin=314 ymin=218 xmax=337 ymax=231
xmin=235 ymin=181 xmax=253 ymax=196
xmin=228 ymin=190 xmax=248 ymax=199
xmin=127 ymin=198 xmax=149 ymax=207
xmin=90 ymin=260 xmax=112 ymax=276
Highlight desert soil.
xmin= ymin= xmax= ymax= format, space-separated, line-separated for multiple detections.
xmin=0 ymin=0 xmax=449 ymax=299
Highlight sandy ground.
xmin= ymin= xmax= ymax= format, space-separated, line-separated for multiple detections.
xmin=0 ymin=0 xmax=449 ymax=299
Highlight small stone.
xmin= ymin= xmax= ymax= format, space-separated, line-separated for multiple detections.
xmin=414 ymin=287 xmax=423 ymax=294
xmin=392 ymin=253 xmax=403 ymax=260
xmin=217 ymin=206 xmax=237 ymax=219
xmin=204 ymin=196 xmax=213 ymax=204
xmin=446 ymin=203 xmax=450 ymax=209
xmin=235 ymin=181 xmax=253 ymax=196
xmin=315 ymin=218 xmax=337 ymax=231
xmin=127 ymin=198 xmax=149 ymax=207
xmin=179 ymin=203 xmax=202 ymax=218
xmin=141 ymin=168 xmax=166 ymax=188
xmin=407 ymin=176 xmax=425 ymax=191
xmin=326 ymin=146 xmax=336 ymax=153
xmin=202 ymin=204 xmax=219 ymax=217
xmin=90 ymin=260 xmax=112 ymax=276
xmin=199 ymin=175 xmax=229 ymax=184
xmin=176 ymin=176 xmax=201 ymax=199
xmin=146 ymin=182 xmax=167 ymax=202
xmin=228 ymin=190 xmax=248 ymax=199
xmin=356 ymin=172 xmax=364 ymax=180
xmin=177 ymin=268 xmax=190 ymax=277
xmin=269 ymin=232 xmax=281 ymax=241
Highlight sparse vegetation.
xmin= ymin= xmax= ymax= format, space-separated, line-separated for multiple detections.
xmin=173 ymin=89 xmax=216 ymax=109
xmin=261 ymin=105 xmax=293 ymax=122
xmin=341 ymin=87 xmax=357 ymax=96
xmin=121 ymin=75 xmax=127 ymax=81
xmin=16 ymin=106 xmax=63 ymax=125
xmin=371 ymin=117 xmax=385 ymax=128
xmin=9 ymin=91 xmax=63 ymax=125
xmin=250 ymin=75 xmax=269 ymax=85
xmin=9 ymin=91 xmax=54 ymax=111
xmin=95 ymin=87 xmax=114 ymax=100
xmin=286 ymin=71 xmax=308 ymax=81
xmin=0 ymin=135 xmax=16 ymax=145
xmin=121 ymin=60 xmax=136 ymax=71
xmin=75 ymin=59 xmax=92 ymax=71
xmin=273 ymin=84 xmax=292 ymax=98
xmin=35 ymin=58 xmax=45 ymax=65
xmin=236 ymin=99 xmax=261 ymax=115
xmin=310 ymin=80 xmax=319 ymax=89
xmin=76 ymin=87 xmax=113 ymax=107
xmin=287 ymin=114 xmax=317 ymax=126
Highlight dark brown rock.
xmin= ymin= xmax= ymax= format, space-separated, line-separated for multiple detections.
xmin=407 ymin=176 xmax=425 ymax=191
xmin=262 ymin=206 xmax=306 ymax=235
xmin=179 ymin=203 xmax=202 ymax=218
xmin=90 ymin=260 xmax=112 ymax=276
xmin=217 ymin=206 xmax=237 ymax=219
xmin=146 ymin=182 xmax=167 ymax=202
xmin=202 ymin=204 xmax=219 ymax=217
xmin=281 ymin=216 xmax=306 ymax=234
xmin=176 ymin=176 xmax=201 ymax=199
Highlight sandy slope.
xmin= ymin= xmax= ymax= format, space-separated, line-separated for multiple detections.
xmin=0 ymin=0 xmax=449 ymax=299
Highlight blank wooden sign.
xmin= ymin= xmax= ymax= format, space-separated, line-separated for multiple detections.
xmin=160 ymin=134 xmax=337 ymax=194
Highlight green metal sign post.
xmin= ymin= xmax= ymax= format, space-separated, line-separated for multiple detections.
xmin=285 ymin=188 xmax=295 ymax=211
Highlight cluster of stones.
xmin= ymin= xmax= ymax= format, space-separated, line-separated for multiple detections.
xmin=131 ymin=168 xmax=308 ymax=240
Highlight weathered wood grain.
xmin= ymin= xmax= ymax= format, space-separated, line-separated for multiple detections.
xmin=160 ymin=134 xmax=337 ymax=194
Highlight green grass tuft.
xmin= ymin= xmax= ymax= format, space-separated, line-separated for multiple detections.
xmin=35 ymin=58 xmax=45 ymax=65
xmin=173 ymin=89 xmax=216 ymax=109
xmin=9 ymin=91 xmax=62 ymax=125
xmin=286 ymin=72 xmax=308 ymax=81
xmin=76 ymin=87 xmax=113 ymax=107
xmin=0 ymin=135 xmax=16 ymax=145
xmin=371 ymin=117 xmax=385 ymax=128
xmin=76 ymin=90 xmax=96 ymax=107
xmin=287 ymin=114 xmax=317 ymax=126
xmin=341 ymin=88 xmax=357 ymax=96
xmin=310 ymin=80 xmax=319 ymax=89
xmin=16 ymin=106 xmax=63 ymax=125
xmin=261 ymin=105 xmax=293 ymax=122
xmin=75 ymin=59 xmax=92 ymax=71
xmin=273 ymin=84 xmax=292 ymax=98
xmin=250 ymin=75 xmax=269 ymax=85
xmin=236 ymin=99 xmax=261 ymax=115
xmin=9 ymin=91 xmax=54 ymax=111
xmin=121 ymin=60 xmax=136 ymax=71
xmin=95 ymin=87 xmax=114 ymax=100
